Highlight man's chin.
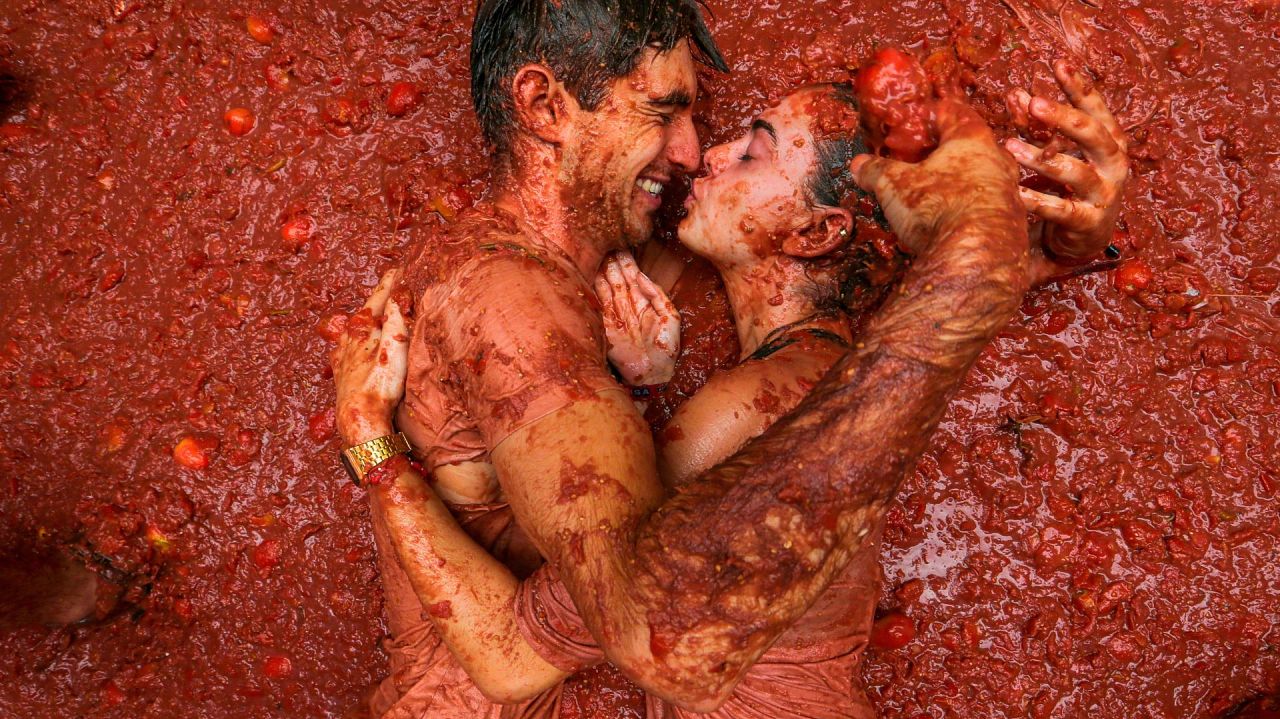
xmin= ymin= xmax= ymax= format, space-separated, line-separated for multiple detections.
xmin=621 ymin=210 xmax=657 ymax=248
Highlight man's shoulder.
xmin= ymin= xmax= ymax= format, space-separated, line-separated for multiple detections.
xmin=402 ymin=209 xmax=577 ymax=303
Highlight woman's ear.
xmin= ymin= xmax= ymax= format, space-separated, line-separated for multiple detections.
xmin=781 ymin=207 xmax=854 ymax=258
xmin=511 ymin=64 xmax=577 ymax=146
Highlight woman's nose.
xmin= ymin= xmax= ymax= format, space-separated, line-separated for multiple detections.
xmin=704 ymin=144 xmax=729 ymax=175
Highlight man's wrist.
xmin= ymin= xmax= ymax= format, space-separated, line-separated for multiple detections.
xmin=340 ymin=420 xmax=395 ymax=448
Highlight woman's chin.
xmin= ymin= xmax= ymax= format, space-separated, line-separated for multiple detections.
xmin=674 ymin=221 xmax=722 ymax=263
xmin=675 ymin=216 xmax=704 ymax=249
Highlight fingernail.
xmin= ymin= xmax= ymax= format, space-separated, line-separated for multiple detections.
xmin=1007 ymin=140 xmax=1032 ymax=160
xmin=1031 ymin=98 xmax=1051 ymax=115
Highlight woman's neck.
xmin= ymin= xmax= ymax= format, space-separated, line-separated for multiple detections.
xmin=717 ymin=258 xmax=833 ymax=360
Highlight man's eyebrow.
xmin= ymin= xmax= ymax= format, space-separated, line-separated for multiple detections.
xmin=647 ymin=89 xmax=693 ymax=108
xmin=752 ymin=119 xmax=778 ymax=146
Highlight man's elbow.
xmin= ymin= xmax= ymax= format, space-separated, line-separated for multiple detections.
xmin=666 ymin=689 xmax=734 ymax=715
xmin=468 ymin=668 xmax=562 ymax=705
xmin=609 ymin=650 xmax=739 ymax=714
xmin=473 ymin=677 xmax=546 ymax=706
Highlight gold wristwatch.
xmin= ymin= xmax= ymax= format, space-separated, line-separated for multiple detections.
xmin=341 ymin=432 xmax=412 ymax=485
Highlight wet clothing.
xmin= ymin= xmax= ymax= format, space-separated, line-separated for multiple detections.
xmin=397 ymin=222 xmax=620 ymax=470
xmin=372 ymin=219 xmax=880 ymax=718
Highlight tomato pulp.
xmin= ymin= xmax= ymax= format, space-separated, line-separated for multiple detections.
xmin=0 ymin=1 xmax=1277 ymax=718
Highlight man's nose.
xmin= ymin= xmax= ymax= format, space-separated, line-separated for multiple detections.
xmin=665 ymin=116 xmax=701 ymax=174
xmin=703 ymin=144 xmax=728 ymax=176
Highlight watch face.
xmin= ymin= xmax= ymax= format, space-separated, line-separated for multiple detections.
xmin=340 ymin=451 xmax=361 ymax=485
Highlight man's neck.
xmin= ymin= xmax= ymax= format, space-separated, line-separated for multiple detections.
xmin=489 ymin=164 xmax=611 ymax=280
xmin=717 ymin=258 xmax=833 ymax=360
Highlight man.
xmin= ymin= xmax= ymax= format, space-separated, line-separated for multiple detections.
xmin=330 ymin=0 xmax=1119 ymax=715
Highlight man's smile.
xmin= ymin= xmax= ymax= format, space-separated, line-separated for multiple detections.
xmin=637 ymin=177 xmax=666 ymax=196
xmin=635 ymin=175 xmax=668 ymax=212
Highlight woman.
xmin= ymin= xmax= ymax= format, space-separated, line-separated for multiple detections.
xmin=333 ymin=61 xmax=1128 ymax=718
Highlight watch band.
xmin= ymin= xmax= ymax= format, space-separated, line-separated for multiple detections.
xmin=341 ymin=432 xmax=412 ymax=485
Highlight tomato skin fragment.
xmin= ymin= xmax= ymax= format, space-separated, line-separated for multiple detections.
xmin=386 ymin=82 xmax=419 ymax=117
xmin=101 ymin=680 xmax=126 ymax=706
xmin=870 ymin=612 xmax=916 ymax=649
xmin=264 ymin=64 xmax=291 ymax=92
xmin=251 ymin=538 xmax=282 ymax=570
xmin=280 ymin=216 xmax=316 ymax=252
xmin=173 ymin=435 xmax=217 ymax=470
xmin=262 ymin=654 xmax=293 ymax=678
xmin=1113 ymin=259 xmax=1154 ymax=295
xmin=246 ymin=16 xmax=273 ymax=44
xmin=307 ymin=408 xmax=335 ymax=443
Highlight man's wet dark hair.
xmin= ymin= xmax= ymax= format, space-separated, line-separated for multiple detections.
xmin=805 ymin=83 xmax=867 ymax=210
xmin=471 ymin=0 xmax=728 ymax=158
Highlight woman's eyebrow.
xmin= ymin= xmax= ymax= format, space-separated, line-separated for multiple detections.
xmin=751 ymin=119 xmax=778 ymax=146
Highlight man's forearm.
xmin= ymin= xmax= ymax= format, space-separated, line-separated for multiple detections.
xmin=606 ymin=220 xmax=1029 ymax=706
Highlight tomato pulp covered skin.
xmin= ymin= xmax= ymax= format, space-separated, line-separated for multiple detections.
xmin=1 ymin=1 xmax=1279 ymax=718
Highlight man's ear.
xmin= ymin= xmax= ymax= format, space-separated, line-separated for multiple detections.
xmin=511 ymin=64 xmax=577 ymax=146
xmin=781 ymin=207 xmax=854 ymax=258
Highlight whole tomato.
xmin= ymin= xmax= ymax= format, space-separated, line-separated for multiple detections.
xmin=854 ymin=48 xmax=935 ymax=162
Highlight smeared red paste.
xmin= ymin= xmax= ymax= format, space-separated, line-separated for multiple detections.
xmin=0 ymin=1 xmax=1277 ymax=718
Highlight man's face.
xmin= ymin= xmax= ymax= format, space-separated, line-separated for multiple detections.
xmin=559 ymin=41 xmax=701 ymax=251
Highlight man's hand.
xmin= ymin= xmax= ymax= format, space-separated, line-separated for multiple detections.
xmin=850 ymin=97 xmax=1024 ymax=256
xmin=1005 ymin=59 xmax=1129 ymax=281
xmin=595 ymin=251 xmax=681 ymax=386
xmin=331 ymin=269 xmax=410 ymax=446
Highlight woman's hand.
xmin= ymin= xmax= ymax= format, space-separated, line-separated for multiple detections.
xmin=1005 ymin=59 xmax=1130 ymax=282
xmin=595 ymin=251 xmax=681 ymax=387
xmin=331 ymin=269 xmax=410 ymax=447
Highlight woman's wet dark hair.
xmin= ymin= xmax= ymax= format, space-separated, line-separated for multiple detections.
xmin=804 ymin=82 xmax=867 ymax=210
xmin=471 ymin=0 xmax=729 ymax=158
xmin=797 ymin=83 xmax=899 ymax=314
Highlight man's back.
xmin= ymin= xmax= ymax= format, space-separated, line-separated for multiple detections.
xmin=371 ymin=208 xmax=635 ymax=718
xmin=396 ymin=209 xmax=622 ymax=509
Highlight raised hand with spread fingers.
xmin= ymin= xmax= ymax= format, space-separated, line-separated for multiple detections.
xmin=1005 ymin=58 xmax=1130 ymax=283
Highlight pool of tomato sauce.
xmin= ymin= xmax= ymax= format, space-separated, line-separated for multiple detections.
xmin=0 ymin=1 xmax=1277 ymax=717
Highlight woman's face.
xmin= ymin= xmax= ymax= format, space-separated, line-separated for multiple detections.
xmin=678 ymin=89 xmax=827 ymax=267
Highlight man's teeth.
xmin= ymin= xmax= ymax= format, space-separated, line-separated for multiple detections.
xmin=637 ymin=179 xmax=664 ymax=196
